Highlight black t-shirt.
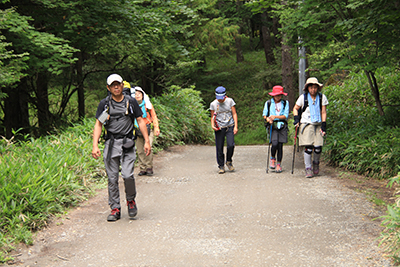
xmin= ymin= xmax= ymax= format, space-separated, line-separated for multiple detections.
xmin=95 ymin=95 xmax=143 ymax=135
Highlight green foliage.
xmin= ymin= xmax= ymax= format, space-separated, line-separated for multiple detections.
xmin=0 ymin=118 xmax=105 ymax=257
xmin=280 ymin=0 xmax=400 ymax=81
xmin=0 ymin=7 xmax=78 ymax=75
xmin=195 ymin=17 xmax=239 ymax=56
xmin=151 ymin=85 xmax=214 ymax=148
xmin=323 ymin=67 xmax=400 ymax=179
xmin=0 ymin=8 xmax=29 ymax=88
xmin=378 ymin=176 xmax=400 ymax=264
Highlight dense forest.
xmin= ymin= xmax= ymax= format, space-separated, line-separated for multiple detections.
xmin=1 ymin=0 xmax=399 ymax=139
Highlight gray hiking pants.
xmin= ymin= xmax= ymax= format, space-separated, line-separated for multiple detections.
xmin=103 ymin=138 xmax=136 ymax=210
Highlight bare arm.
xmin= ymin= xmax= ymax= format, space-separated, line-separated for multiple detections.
xmin=293 ymin=104 xmax=301 ymax=116
xmin=210 ymin=110 xmax=219 ymax=131
xmin=321 ymin=105 xmax=327 ymax=122
xmin=149 ymin=108 xmax=160 ymax=136
xmin=137 ymin=116 xmax=151 ymax=156
xmin=232 ymin=106 xmax=238 ymax=135
xmin=92 ymin=120 xmax=103 ymax=159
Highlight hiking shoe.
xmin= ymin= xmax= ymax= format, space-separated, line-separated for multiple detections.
xmin=313 ymin=161 xmax=320 ymax=175
xmin=107 ymin=208 xmax=121 ymax=222
xmin=138 ymin=170 xmax=147 ymax=176
xmin=218 ymin=167 xmax=225 ymax=174
xmin=127 ymin=200 xmax=138 ymax=218
xmin=276 ymin=164 xmax=282 ymax=173
xmin=226 ymin=161 xmax=235 ymax=172
xmin=305 ymin=168 xmax=313 ymax=178
xmin=270 ymin=158 xmax=276 ymax=169
xmin=146 ymin=168 xmax=154 ymax=176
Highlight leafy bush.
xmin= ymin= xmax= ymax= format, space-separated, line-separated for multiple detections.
xmin=0 ymin=118 xmax=105 ymax=260
xmin=323 ymin=67 xmax=400 ymax=179
xmin=151 ymin=85 xmax=214 ymax=149
xmin=378 ymin=176 xmax=400 ymax=264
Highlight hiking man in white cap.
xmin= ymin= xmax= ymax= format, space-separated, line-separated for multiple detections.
xmin=293 ymin=77 xmax=328 ymax=178
xmin=92 ymin=74 xmax=151 ymax=221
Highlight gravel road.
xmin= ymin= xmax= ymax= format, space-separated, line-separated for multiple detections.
xmin=12 ymin=145 xmax=392 ymax=266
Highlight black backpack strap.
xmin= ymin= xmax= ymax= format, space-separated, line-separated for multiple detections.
xmin=319 ymin=92 xmax=323 ymax=111
xmin=302 ymin=93 xmax=308 ymax=113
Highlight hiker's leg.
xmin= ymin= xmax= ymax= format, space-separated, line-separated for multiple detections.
xmin=104 ymin=142 xmax=122 ymax=210
xmin=313 ymin=146 xmax=322 ymax=163
xmin=142 ymin=129 xmax=154 ymax=169
xmin=121 ymin=147 xmax=137 ymax=201
xmin=271 ymin=139 xmax=278 ymax=158
xmin=312 ymin=146 xmax=322 ymax=175
xmin=304 ymin=146 xmax=313 ymax=169
xmin=215 ymin=129 xmax=226 ymax=168
xmin=276 ymin=142 xmax=284 ymax=162
xmin=226 ymin=126 xmax=235 ymax=163
xmin=136 ymin=136 xmax=146 ymax=171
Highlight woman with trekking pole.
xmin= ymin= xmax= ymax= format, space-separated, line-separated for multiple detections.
xmin=263 ymin=85 xmax=289 ymax=173
xmin=293 ymin=77 xmax=329 ymax=178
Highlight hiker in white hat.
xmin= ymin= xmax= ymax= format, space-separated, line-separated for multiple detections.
xmin=293 ymin=77 xmax=329 ymax=178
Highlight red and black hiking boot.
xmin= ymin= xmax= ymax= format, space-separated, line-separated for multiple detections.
xmin=107 ymin=208 xmax=121 ymax=222
xmin=127 ymin=200 xmax=138 ymax=218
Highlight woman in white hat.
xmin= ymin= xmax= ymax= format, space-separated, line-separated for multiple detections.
xmin=293 ymin=77 xmax=328 ymax=178
xmin=134 ymin=87 xmax=160 ymax=176
xmin=263 ymin=85 xmax=289 ymax=173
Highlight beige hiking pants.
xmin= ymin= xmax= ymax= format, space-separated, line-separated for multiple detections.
xmin=136 ymin=128 xmax=154 ymax=171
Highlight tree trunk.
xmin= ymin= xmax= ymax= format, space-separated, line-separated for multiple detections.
xmin=235 ymin=30 xmax=244 ymax=63
xmin=261 ymin=11 xmax=275 ymax=65
xmin=235 ymin=0 xmax=244 ymax=63
xmin=76 ymin=52 xmax=85 ymax=120
xmin=365 ymin=70 xmax=385 ymax=116
xmin=36 ymin=71 xmax=50 ymax=131
xmin=4 ymin=78 xmax=30 ymax=138
xmin=281 ymin=34 xmax=295 ymax=112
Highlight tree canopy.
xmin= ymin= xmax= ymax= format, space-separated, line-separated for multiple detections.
xmin=0 ymin=0 xmax=399 ymax=137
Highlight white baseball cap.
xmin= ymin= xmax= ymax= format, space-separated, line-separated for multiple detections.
xmin=107 ymin=74 xmax=123 ymax=85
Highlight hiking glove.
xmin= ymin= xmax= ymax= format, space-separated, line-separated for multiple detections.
xmin=321 ymin=122 xmax=326 ymax=132
xmin=293 ymin=115 xmax=300 ymax=125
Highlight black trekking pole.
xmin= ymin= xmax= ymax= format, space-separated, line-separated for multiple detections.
xmin=266 ymin=123 xmax=272 ymax=173
xmin=291 ymin=125 xmax=299 ymax=174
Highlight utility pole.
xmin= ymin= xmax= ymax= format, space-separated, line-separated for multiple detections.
xmin=298 ymin=37 xmax=306 ymax=95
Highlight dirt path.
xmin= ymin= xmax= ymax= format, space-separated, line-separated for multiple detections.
xmin=11 ymin=145 xmax=393 ymax=266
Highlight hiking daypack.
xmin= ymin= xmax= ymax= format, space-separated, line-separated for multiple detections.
xmin=102 ymin=95 xmax=137 ymax=140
